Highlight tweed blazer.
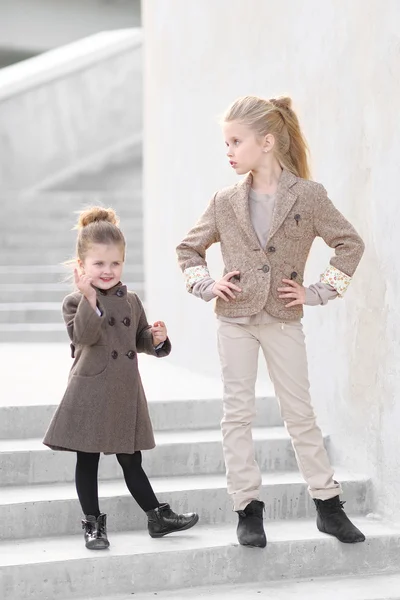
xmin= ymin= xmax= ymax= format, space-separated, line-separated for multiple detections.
xmin=176 ymin=169 xmax=364 ymax=320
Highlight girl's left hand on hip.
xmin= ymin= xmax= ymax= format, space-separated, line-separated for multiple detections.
xmin=278 ymin=279 xmax=306 ymax=307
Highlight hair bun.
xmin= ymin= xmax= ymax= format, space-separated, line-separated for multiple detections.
xmin=269 ymin=96 xmax=292 ymax=111
xmin=76 ymin=206 xmax=119 ymax=229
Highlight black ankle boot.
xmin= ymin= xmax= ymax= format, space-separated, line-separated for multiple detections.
xmin=146 ymin=503 xmax=199 ymax=538
xmin=236 ymin=500 xmax=267 ymax=548
xmin=314 ymin=496 xmax=365 ymax=543
xmin=82 ymin=514 xmax=110 ymax=550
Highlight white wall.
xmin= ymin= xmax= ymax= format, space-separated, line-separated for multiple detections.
xmin=143 ymin=0 xmax=400 ymax=518
xmin=0 ymin=0 xmax=140 ymax=53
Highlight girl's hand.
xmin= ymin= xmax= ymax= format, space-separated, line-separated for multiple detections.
xmin=74 ymin=268 xmax=96 ymax=302
xmin=278 ymin=279 xmax=306 ymax=307
xmin=212 ymin=271 xmax=242 ymax=302
xmin=151 ymin=321 xmax=167 ymax=346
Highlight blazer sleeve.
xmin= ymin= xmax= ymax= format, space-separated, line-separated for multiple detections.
xmin=313 ymin=184 xmax=365 ymax=296
xmin=62 ymin=293 xmax=105 ymax=346
xmin=134 ymin=294 xmax=171 ymax=358
xmin=176 ymin=193 xmax=220 ymax=292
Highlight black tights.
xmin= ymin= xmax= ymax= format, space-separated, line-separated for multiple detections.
xmin=75 ymin=451 xmax=160 ymax=517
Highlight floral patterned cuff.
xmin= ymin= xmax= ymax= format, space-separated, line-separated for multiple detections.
xmin=320 ymin=265 xmax=352 ymax=297
xmin=184 ymin=265 xmax=211 ymax=292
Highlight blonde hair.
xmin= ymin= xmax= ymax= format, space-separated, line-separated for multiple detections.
xmin=223 ymin=95 xmax=311 ymax=180
xmin=74 ymin=206 xmax=126 ymax=262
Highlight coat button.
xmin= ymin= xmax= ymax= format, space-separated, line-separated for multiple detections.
xmin=127 ymin=350 xmax=136 ymax=360
xmin=111 ymin=350 xmax=118 ymax=359
xmin=290 ymin=271 xmax=298 ymax=280
xmin=122 ymin=317 xmax=131 ymax=327
xmin=262 ymin=265 xmax=270 ymax=273
xmin=268 ymin=246 xmax=276 ymax=253
xmin=108 ymin=317 xmax=115 ymax=326
xmin=116 ymin=289 xmax=124 ymax=297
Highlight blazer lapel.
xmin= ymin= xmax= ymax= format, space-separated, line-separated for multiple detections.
xmin=267 ymin=169 xmax=299 ymax=242
xmin=229 ymin=173 xmax=262 ymax=249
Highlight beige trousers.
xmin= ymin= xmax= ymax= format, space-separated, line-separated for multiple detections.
xmin=217 ymin=320 xmax=342 ymax=511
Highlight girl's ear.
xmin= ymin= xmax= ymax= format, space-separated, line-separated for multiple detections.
xmin=77 ymin=259 xmax=84 ymax=273
xmin=263 ymin=133 xmax=276 ymax=153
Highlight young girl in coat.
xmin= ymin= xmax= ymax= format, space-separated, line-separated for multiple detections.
xmin=44 ymin=206 xmax=199 ymax=549
xmin=177 ymin=96 xmax=365 ymax=548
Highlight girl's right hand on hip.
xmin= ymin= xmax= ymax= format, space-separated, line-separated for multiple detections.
xmin=212 ymin=271 xmax=242 ymax=302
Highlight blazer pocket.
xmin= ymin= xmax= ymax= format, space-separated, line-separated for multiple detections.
xmin=283 ymin=210 xmax=313 ymax=239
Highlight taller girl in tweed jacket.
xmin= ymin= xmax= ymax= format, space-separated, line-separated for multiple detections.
xmin=177 ymin=96 xmax=365 ymax=548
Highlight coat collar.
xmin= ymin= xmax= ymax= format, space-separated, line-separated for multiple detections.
xmin=229 ymin=169 xmax=299 ymax=248
xmin=93 ymin=282 xmax=127 ymax=297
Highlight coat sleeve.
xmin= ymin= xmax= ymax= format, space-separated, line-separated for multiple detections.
xmin=176 ymin=193 xmax=220 ymax=293
xmin=313 ymin=184 xmax=365 ymax=297
xmin=62 ymin=293 xmax=105 ymax=346
xmin=134 ymin=295 xmax=171 ymax=358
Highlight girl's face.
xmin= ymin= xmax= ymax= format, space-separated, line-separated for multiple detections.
xmin=223 ymin=120 xmax=274 ymax=175
xmin=79 ymin=243 xmax=124 ymax=290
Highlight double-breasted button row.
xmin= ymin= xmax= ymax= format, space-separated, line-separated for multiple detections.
xmin=111 ymin=350 xmax=136 ymax=360
xmin=108 ymin=316 xmax=131 ymax=327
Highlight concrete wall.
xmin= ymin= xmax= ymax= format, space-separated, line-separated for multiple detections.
xmin=143 ymin=0 xmax=400 ymax=519
xmin=0 ymin=29 xmax=142 ymax=191
xmin=0 ymin=0 xmax=140 ymax=55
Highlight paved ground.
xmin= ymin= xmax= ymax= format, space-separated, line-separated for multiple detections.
xmin=0 ymin=342 xmax=273 ymax=407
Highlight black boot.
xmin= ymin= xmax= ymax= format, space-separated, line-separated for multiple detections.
xmin=314 ymin=496 xmax=365 ymax=543
xmin=146 ymin=503 xmax=199 ymax=538
xmin=82 ymin=514 xmax=110 ymax=550
xmin=236 ymin=500 xmax=267 ymax=548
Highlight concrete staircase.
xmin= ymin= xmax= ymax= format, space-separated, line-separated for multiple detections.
xmin=0 ymin=151 xmax=144 ymax=343
xmin=1 ymin=349 xmax=400 ymax=599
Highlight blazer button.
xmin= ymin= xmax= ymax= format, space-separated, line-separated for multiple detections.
xmin=108 ymin=317 xmax=115 ymax=326
xmin=127 ymin=350 xmax=136 ymax=360
xmin=122 ymin=317 xmax=131 ymax=327
xmin=116 ymin=289 xmax=124 ymax=297
xmin=290 ymin=271 xmax=298 ymax=280
xmin=262 ymin=265 xmax=270 ymax=273
xmin=111 ymin=350 xmax=118 ymax=359
xmin=268 ymin=246 xmax=276 ymax=253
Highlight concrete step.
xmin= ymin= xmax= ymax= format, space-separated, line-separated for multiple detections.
xmin=0 ymin=302 xmax=63 ymax=323
xmin=0 ymin=396 xmax=281 ymax=439
xmin=1 ymin=228 xmax=143 ymax=249
xmin=0 ymin=518 xmax=398 ymax=600
xmin=0 ymin=246 xmax=143 ymax=265
xmin=0 ymin=216 xmax=143 ymax=236
xmin=0 ymin=470 xmax=371 ymax=540
xmin=0 ymin=191 xmax=143 ymax=219
xmin=0 ymin=282 xmax=145 ymax=303
xmin=0 ymin=427 xmax=308 ymax=485
xmin=0 ymin=325 xmax=70 ymax=343
xmin=92 ymin=573 xmax=400 ymax=600
xmin=0 ymin=264 xmax=144 ymax=284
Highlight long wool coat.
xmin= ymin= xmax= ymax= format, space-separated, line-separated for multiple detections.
xmin=177 ymin=169 xmax=365 ymax=320
xmin=43 ymin=283 xmax=171 ymax=454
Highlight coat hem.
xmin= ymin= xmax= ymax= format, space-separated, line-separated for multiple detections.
xmin=43 ymin=442 xmax=156 ymax=454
